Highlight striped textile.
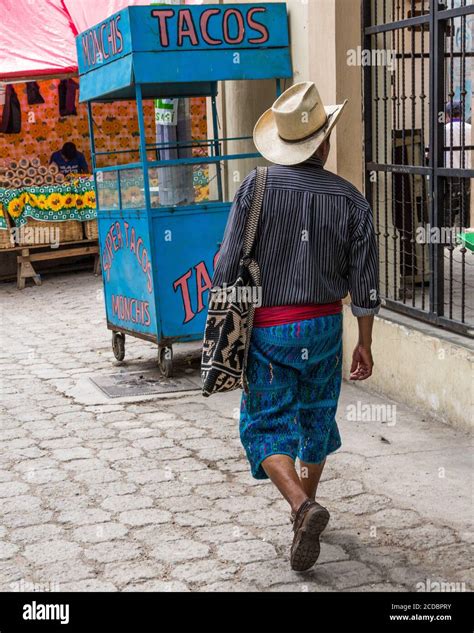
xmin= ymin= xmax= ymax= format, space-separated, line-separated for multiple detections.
xmin=212 ymin=155 xmax=381 ymax=317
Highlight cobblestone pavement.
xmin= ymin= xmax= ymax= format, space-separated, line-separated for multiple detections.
xmin=0 ymin=272 xmax=471 ymax=592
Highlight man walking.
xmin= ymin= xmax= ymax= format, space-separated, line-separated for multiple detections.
xmin=212 ymin=82 xmax=380 ymax=571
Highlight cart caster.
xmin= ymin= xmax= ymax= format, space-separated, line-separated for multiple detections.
xmin=112 ymin=332 xmax=125 ymax=361
xmin=158 ymin=345 xmax=173 ymax=378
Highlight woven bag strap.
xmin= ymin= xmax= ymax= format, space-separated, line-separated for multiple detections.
xmin=242 ymin=166 xmax=268 ymax=259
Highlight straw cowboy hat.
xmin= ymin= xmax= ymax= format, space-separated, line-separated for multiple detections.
xmin=253 ymin=82 xmax=348 ymax=166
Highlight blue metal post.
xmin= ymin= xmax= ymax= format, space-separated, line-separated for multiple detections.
xmin=211 ymin=93 xmax=223 ymax=202
xmin=135 ymin=83 xmax=152 ymax=211
xmin=87 ymin=101 xmax=100 ymax=212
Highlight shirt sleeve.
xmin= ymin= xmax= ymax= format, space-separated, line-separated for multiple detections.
xmin=212 ymin=170 xmax=256 ymax=287
xmin=348 ymin=201 xmax=381 ymax=317
xmin=78 ymin=153 xmax=89 ymax=173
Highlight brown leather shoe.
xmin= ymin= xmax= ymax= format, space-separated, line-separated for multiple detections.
xmin=290 ymin=498 xmax=330 ymax=571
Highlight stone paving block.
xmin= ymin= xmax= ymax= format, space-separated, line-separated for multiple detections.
xmin=333 ymin=494 xmax=392 ymax=516
xmin=110 ymin=421 xmax=143 ymax=430
xmin=72 ymin=522 xmax=128 ymax=543
xmin=51 ymin=447 xmax=93 ymax=461
xmin=383 ymin=524 xmax=459 ymax=551
xmin=101 ymin=495 xmax=153 ymax=512
xmin=0 ymin=470 xmax=15 ymax=483
xmin=171 ymin=559 xmax=238 ymax=585
xmin=237 ymin=508 xmax=291 ymax=528
xmin=0 ymin=562 xmax=30 ymax=587
xmin=201 ymin=581 xmax=259 ymax=592
xmin=132 ymin=437 xmax=175 ymax=451
xmin=131 ymin=524 xmax=191 ymax=546
xmin=0 ymin=495 xmax=42 ymax=514
xmin=174 ymin=509 xmax=232 ymax=528
xmin=23 ymin=468 xmax=68 ymax=484
xmin=102 ymin=562 xmax=164 ymax=586
xmin=13 ymin=458 xmax=59 ymax=473
xmin=217 ymin=540 xmax=277 ymax=564
xmin=23 ymin=540 xmax=82 ymax=566
xmin=153 ymin=447 xmax=192 ymax=461
xmin=151 ymin=539 xmax=209 ymax=563
xmin=1 ymin=510 xmax=54 ymax=529
xmin=119 ymin=429 xmax=163 ymax=441
xmin=97 ymin=447 xmax=143 ymax=461
xmin=164 ymin=427 xmax=204 ymax=441
xmin=45 ymin=496 xmax=91 ymax=512
xmin=126 ymin=469 xmax=174 ymax=484
xmin=0 ymin=481 xmax=30 ymax=497
xmin=10 ymin=524 xmax=63 ymax=544
xmin=124 ymin=580 xmax=189 ymax=592
xmin=87 ymin=481 xmax=139 ymax=500
xmin=60 ymin=579 xmax=117 ymax=591
xmin=84 ymin=541 xmax=143 ymax=564
xmin=156 ymin=495 xmax=212 ymax=513
xmin=268 ymin=582 xmax=334 ymax=592
xmin=318 ymin=478 xmax=365 ymax=499
xmin=118 ymin=509 xmax=172 ymax=527
xmin=193 ymin=524 xmax=257 ymax=544
xmin=57 ymin=509 xmax=111 ymax=525
xmin=364 ymin=508 xmax=424 ymax=529
xmin=240 ymin=559 xmax=314 ymax=587
xmin=140 ymin=481 xmax=189 ymax=499
xmin=351 ymin=583 xmax=409 ymax=592
xmin=34 ymin=560 xmax=97 ymax=585
xmin=178 ymin=468 xmax=230 ymax=486
xmin=150 ymin=419 xmax=187 ymax=430
xmin=74 ymin=469 xmax=122 ymax=484
xmin=0 ymin=542 xmax=19 ymax=560
xmin=214 ymin=495 xmax=271 ymax=514
xmin=312 ymin=560 xmax=383 ymax=589
xmin=2 ymin=438 xmax=41 ymax=452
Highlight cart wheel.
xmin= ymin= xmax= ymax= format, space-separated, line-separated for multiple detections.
xmin=158 ymin=345 xmax=173 ymax=378
xmin=112 ymin=332 xmax=125 ymax=361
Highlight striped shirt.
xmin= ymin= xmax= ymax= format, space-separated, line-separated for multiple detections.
xmin=212 ymin=154 xmax=381 ymax=317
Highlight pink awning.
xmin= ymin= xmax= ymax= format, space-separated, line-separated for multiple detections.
xmin=0 ymin=0 xmax=153 ymax=83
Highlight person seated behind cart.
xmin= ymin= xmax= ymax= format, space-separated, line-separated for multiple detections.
xmin=50 ymin=142 xmax=89 ymax=175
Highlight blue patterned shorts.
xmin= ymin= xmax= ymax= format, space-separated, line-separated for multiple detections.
xmin=240 ymin=313 xmax=343 ymax=479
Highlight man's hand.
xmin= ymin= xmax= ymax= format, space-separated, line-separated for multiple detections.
xmin=350 ymin=344 xmax=374 ymax=381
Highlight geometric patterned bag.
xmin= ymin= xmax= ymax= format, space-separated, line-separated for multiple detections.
xmin=201 ymin=166 xmax=268 ymax=397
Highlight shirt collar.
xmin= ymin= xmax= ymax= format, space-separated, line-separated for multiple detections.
xmin=303 ymin=154 xmax=324 ymax=168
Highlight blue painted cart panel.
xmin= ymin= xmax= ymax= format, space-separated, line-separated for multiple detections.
xmin=77 ymin=3 xmax=291 ymax=102
xmin=150 ymin=206 xmax=230 ymax=339
xmin=99 ymin=213 xmax=157 ymax=338
xmin=97 ymin=205 xmax=230 ymax=342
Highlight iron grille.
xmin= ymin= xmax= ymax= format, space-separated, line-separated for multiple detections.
xmin=363 ymin=0 xmax=474 ymax=336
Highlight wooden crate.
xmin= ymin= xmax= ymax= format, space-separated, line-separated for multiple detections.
xmin=83 ymin=219 xmax=98 ymax=240
xmin=17 ymin=219 xmax=83 ymax=246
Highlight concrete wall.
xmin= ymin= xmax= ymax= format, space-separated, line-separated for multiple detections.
xmin=342 ymin=305 xmax=474 ymax=431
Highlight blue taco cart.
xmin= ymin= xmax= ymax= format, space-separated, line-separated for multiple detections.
xmin=77 ymin=3 xmax=292 ymax=376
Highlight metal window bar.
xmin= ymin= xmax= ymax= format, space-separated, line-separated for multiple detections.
xmin=363 ymin=0 xmax=474 ymax=338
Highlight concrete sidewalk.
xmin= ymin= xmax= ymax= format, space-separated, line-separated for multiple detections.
xmin=0 ymin=272 xmax=471 ymax=592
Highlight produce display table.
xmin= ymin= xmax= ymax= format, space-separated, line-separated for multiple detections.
xmin=0 ymin=178 xmax=99 ymax=288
